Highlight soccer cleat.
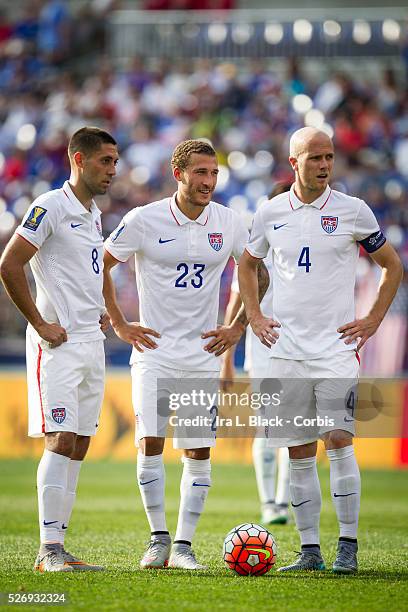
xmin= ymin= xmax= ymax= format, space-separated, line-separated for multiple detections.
xmin=168 ymin=543 xmax=207 ymax=570
xmin=33 ymin=543 xmax=73 ymax=573
xmin=62 ymin=548 xmax=105 ymax=571
xmin=277 ymin=549 xmax=326 ymax=572
xmin=140 ymin=534 xmax=171 ymax=569
xmin=332 ymin=540 xmax=358 ymax=574
xmin=262 ymin=504 xmax=289 ymax=525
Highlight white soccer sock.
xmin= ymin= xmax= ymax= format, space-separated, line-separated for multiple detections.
xmin=59 ymin=459 xmax=82 ymax=545
xmin=37 ymin=449 xmax=70 ymax=545
xmin=252 ymin=436 xmax=277 ymax=506
xmin=327 ymin=446 xmax=361 ymax=539
xmin=275 ymin=447 xmax=290 ymax=507
xmin=137 ymin=452 xmax=167 ymax=534
xmin=174 ymin=457 xmax=211 ymax=544
xmin=289 ymin=456 xmax=322 ymax=546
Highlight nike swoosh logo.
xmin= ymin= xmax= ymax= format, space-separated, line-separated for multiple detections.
xmin=192 ymin=482 xmax=210 ymax=487
xmin=43 ymin=520 xmax=58 ymax=526
xmin=274 ymin=223 xmax=288 ymax=230
xmin=291 ymin=499 xmax=311 ymax=508
xmin=334 ymin=492 xmax=357 ymax=498
xmin=61 ymin=524 xmax=68 ymax=530
xmin=139 ymin=478 xmax=159 ymax=486
xmin=71 ymin=223 xmax=82 ymax=228
xmin=344 ymin=417 xmax=354 ymax=422
xmin=159 ymin=238 xmax=176 ymax=244
xmin=246 ymin=547 xmax=271 ymax=560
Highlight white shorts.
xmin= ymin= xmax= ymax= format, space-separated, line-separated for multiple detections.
xmin=263 ymin=350 xmax=359 ymax=448
xmin=26 ymin=334 xmax=105 ymax=437
xmin=131 ymin=363 xmax=219 ymax=449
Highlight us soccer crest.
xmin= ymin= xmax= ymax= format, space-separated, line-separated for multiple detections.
xmin=95 ymin=219 xmax=103 ymax=237
xmin=51 ymin=408 xmax=66 ymax=424
xmin=321 ymin=216 xmax=338 ymax=234
xmin=208 ymin=233 xmax=223 ymax=251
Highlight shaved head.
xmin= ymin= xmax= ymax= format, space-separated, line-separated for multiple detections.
xmin=289 ymin=127 xmax=333 ymax=158
xmin=288 ymin=127 xmax=334 ymax=202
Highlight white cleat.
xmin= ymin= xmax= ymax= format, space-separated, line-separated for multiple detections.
xmin=262 ymin=504 xmax=290 ymax=525
xmin=62 ymin=548 xmax=105 ymax=571
xmin=33 ymin=544 xmax=73 ymax=573
xmin=140 ymin=534 xmax=171 ymax=569
xmin=168 ymin=543 xmax=207 ymax=570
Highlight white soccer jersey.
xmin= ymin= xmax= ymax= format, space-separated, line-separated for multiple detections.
xmin=105 ymin=194 xmax=248 ymax=370
xmin=231 ymin=258 xmax=274 ymax=373
xmin=246 ymin=184 xmax=385 ymax=360
xmin=16 ymin=181 xmax=105 ymax=343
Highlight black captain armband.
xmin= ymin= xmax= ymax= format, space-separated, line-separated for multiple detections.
xmin=358 ymin=230 xmax=386 ymax=253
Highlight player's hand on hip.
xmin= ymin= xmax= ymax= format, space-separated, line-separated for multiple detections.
xmin=99 ymin=312 xmax=110 ymax=333
xmin=338 ymin=315 xmax=381 ymax=351
xmin=202 ymin=323 xmax=244 ymax=357
xmin=250 ymin=314 xmax=280 ymax=348
xmin=37 ymin=322 xmax=68 ymax=348
xmin=114 ymin=321 xmax=161 ymax=352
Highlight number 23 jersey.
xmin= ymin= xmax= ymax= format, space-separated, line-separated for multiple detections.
xmin=246 ymin=184 xmax=385 ymax=360
xmin=105 ymin=194 xmax=248 ymax=370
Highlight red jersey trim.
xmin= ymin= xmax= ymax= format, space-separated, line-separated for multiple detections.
xmin=319 ymin=188 xmax=332 ymax=210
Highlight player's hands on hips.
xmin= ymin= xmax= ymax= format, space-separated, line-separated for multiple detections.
xmin=99 ymin=312 xmax=110 ymax=333
xmin=220 ymin=350 xmax=235 ymax=392
xmin=202 ymin=322 xmax=244 ymax=357
xmin=113 ymin=321 xmax=161 ymax=352
xmin=338 ymin=315 xmax=381 ymax=351
xmin=36 ymin=321 xmax=67 ymax=348
xmin=250 ymin=314 xmax=280 ymax=348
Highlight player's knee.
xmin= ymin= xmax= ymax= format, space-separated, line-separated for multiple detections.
xmin=139 ymin=437 xmax=165 ymax=456
xmin=72 ymin=435 xmax=91 ymax=460
xmin=45 ymin=431 xmax=76 ymax=457
xmin=323 ymin=430 xmax=353 ymax=450
xmin=184 ymin=448 xmax=210 ymax=460
xmin=288 ymin=441 xmax=317 ymax=459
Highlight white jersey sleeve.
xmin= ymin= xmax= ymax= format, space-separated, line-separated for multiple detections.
xmin=16 ymin=196 xmax=61 ymax=248
xmin=245 ymin=205 xmax=269 ymax=259
xmin=232 ymin=213 xmax=249 ymax=262
xmin=353 ymin=200 xmax=386 ymax=253
xmin=105 ymin=208 xmax=145 ymax=262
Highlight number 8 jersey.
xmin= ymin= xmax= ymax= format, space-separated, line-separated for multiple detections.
xmin=16 ymin=181 xmax=105 ymax=343
xmin=246 ymin=184 xmax=385 ymax=360
xmin=105 ymin=194 xmax=248 ymax=370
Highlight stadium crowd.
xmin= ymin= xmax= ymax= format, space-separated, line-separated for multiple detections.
xmin=0 ymin=1 xmax=407 ymax=371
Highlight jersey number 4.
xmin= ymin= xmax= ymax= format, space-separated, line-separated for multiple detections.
xmin=175 ymin=263 xmax=205 ymax=288
xmin=298 ymin=247 xmax=311 ymax=273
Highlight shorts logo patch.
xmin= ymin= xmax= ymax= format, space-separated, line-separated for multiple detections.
xmin=321 ymin=216 xmax=338 ymax=234
xmin=23 ymin=206 xmax=47 ymax=231
xmin=208 ymin=232 xmax=223 ymax=251
xmin=51 ymin=407 xmax=66 ymax=424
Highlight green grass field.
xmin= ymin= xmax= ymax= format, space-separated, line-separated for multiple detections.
xmin=1 ymin=460 xmax=408 ymax=611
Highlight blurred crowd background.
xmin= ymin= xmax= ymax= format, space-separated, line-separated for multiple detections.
xmin=0 ymin=0 xmax=407 ymax=373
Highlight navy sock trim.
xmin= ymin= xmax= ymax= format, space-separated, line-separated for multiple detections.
xmin=151 ymin=531 xmax=169 ymax=536
xmin=174 ymin=539 xmax=191 ymax=546
xmin=301 ymin=544 xmax=320 ymax=550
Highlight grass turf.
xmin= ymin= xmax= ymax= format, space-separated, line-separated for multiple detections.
xmin=0 ymin=459 xmax=407 ymax=611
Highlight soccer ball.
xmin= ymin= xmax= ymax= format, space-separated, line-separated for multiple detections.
xmin=223 ymin=523 xmax=277 ymax=576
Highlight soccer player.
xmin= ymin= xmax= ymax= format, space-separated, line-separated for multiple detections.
xmin=0 ymin=127 xmax=119 ymax=572
xmin=221 ymin=183 xmax=292 ymax=526
xmin=238 ymin=127 xmax=403 ymax=573
xmin=103 ymin=139 xmax=269 ymax=570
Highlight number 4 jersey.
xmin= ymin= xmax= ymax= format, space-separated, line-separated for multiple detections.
xmin=16 ymin=181 xmax=105 ymax=343
xmin=105 ymin=194 xmax=248 ymax=370
xmin=246 ymin=184 xmax=385 ymax=360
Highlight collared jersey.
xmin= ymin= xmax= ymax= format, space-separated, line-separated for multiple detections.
xmin=16 ymin=181 xmax=105 ymax=343
xmin=105 ymin=194 xmax=248 ymax=370
xmin=246 ymin=184 xmax=385 ymax=360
